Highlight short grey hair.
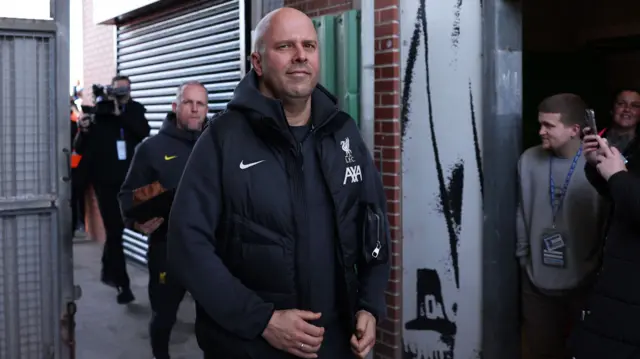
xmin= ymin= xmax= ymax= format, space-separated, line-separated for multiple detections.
xmin=174 ymin=81 xmax=208 ymax=104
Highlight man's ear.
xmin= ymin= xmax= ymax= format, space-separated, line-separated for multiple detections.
xmin=171 ymin=102 xmax=178 ymax=113
xmin=573 ymin=123 xmax=582 ymax=138
xmin=251 ymin=52 xmax=263 ymax=76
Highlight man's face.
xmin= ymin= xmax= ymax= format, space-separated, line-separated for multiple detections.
xmin=252 ymin=12 xmax=319 ymax=100
xmin=172 ymin=84 xmax=208 ymax=131
xmin=613 ymin=91 xmax=640 ymax=130
xmin=539 ymin=112 xmax=579 ymax=151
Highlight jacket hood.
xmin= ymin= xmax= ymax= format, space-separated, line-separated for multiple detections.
xmin=159 ymin=112 xmax=201 ymax=143
xmin=226 ymin=70 xmax=339 ymax=129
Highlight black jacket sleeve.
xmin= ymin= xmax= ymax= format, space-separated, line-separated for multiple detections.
xmin=356 ymin=141 xmax=391 ymax=323
xmin=607 ymin=170 xmax=640 ymax=230
xmin=167 ymin=125 xmax=274 ymax=340
xmin=121 ymin=103 xmax=150 ymax=142
xmin=585 ymin=162 xmax=610 ymax=198
xmin=118 ymin=142 xmax=154 ymax=227
xmin=73 ymin=129 xmax=90 ymax=155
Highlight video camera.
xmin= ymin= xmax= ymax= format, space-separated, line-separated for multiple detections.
xmin=82 ymin=84 xmax=131 ymax=116
xmin=91 ymin=84 xmax=129 ymax=101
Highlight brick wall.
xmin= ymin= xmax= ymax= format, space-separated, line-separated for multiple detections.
xmin=284 ymin=0 xmax=353 ymax=16
xmin=284 ymin=1 xmax=403 ymax=358
xmin=82 ymin=0 xmax=117 ymax=105
xmin=80 ymin=0 xmax=114 ymax=242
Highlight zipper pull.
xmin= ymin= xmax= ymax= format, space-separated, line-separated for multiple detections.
xmin=372 ymin=241 xmax=382 ymax=258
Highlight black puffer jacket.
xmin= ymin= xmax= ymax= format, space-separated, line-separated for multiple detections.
xmin=572 ymin=132 xmax=640 ymax=358
xmin=167 ymin=71 xmax=390 ymax=358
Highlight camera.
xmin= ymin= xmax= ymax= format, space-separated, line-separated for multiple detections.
xmin=92 ymin=84 xmax=129 ymax=101
xmin=83 ymin=84 xmax=131 ymax=117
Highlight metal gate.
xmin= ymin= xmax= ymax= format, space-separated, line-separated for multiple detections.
xmin=0 ymin=1 xmax=75 ymax=358
xmin=115 ymin=0 xmax=248 ymax=265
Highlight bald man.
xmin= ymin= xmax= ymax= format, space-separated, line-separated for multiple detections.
xmin=168 ymin=8 xmax=390 ymax=359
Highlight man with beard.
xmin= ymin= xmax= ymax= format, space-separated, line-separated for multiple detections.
xmin=119 ymin=81 xmax=208 ymax=359
xmin=167 ymin=7 xmax=390 ymax=359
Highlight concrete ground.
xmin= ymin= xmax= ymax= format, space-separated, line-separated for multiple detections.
xmin=73 ymin=240 xmax=202 ymax=359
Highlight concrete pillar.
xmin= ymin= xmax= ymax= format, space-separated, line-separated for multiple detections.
xmin=481 ymin=0 xmax=523 ymax=358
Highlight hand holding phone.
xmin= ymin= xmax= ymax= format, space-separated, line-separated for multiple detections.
xmin=583 ymin=109 xmax=597 ymax=136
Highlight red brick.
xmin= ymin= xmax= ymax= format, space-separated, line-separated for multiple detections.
xmin=374 ymin=79 xmax=399 ymax=93
xmin=382 ymin=174 xmax=400 ymax=188
xmin=390 ymin=236 xmax=401 ymax=254
xmin=376 ymin=7 xmax=399 ymax=23
xmin=375 ymin=0 xmax=400 ymax=8
xmin=375 ymin=22 xmax=399 ymax=38
xmin=382 ymin=160 xmax=400 ymax=175
xmin=386 ymin=212 xmax=400 ymax=227
xmin=377 ymin=93 xmax=399 ymax=106
xmin=82 ymin=0 xmax=116 ymax=105
xmin=375 ymin=107 xmax=399 ymax=120
xmin=375 ymin=51 xmax=401 ymax=66
xmin=377 ymin=119 xmax=401 ymax=133
xmin=374 ymin=134 xmax=401 ymax=148
xmin=376 ymin=65 xmax=400 ymax=79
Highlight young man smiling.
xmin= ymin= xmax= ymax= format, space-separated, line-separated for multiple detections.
xmin=516 ymin=93 xmax=605 ymax=359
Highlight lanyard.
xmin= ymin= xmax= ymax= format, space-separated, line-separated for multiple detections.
xmin=549 ymin=147 xmax=582 ymax=227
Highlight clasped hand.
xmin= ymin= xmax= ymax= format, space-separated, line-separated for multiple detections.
xmin=262 ymin=309 xmax=377 ymax=359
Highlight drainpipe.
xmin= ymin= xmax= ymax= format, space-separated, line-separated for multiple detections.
xmin=359 ymin=0 xmax=375 ymax=153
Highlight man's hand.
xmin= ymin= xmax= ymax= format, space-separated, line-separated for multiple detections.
xmin=594 ymin=136 xmax=627 ymax=181
xmin=135 ymin=217 xmax=164 ymax=235
xmin=262 ymin=309 xmax=324 ymax=358
xmin=78 ymin=114 xmax=92 ymax=132
xmin=350 ymin=310 xmax=376 ymax=358
xmin=582 ymin=129 xmax=603 ymax=166
xmin=113 ymin=99 xmax=121 ymax=116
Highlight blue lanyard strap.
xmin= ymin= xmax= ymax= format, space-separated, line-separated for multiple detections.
xmin=549 ymin=147 xmax=582 ymax=224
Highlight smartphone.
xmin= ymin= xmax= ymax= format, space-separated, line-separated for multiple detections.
xmin=584 ymin=109 xmax=597 ymax=135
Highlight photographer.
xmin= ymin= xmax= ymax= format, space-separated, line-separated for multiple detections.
xmin=74 ymin=75 xmax=151 ymax=304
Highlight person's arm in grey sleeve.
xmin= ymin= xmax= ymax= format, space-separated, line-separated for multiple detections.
xmin=167 ymin=125 xmax=274 ymax=340
xmin=356 ymin=141 xmax=391 ymax=323
xmin=515 ymin=157 xmax=529 ymax=267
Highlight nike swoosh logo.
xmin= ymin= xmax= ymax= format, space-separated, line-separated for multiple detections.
xmin=164 ymin=155 xmax=177 ymax=161
xmin=239 ymin=160 xmax=265 ymax=170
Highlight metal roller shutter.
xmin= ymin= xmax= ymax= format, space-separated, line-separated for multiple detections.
xmin=117 ymin=0 xmax=247 ymax=134
xmin=116 ymin=0 xmax=248 ymax=265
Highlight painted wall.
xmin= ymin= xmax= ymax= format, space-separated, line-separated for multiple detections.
xmin=400 ymin=0 xmax=483 ymax=358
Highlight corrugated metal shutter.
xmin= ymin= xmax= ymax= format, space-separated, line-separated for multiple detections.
xmin=116 ymin=0 xmax=248 ymax=265
xmin=117 ymin=0 xmax=246 ymax=135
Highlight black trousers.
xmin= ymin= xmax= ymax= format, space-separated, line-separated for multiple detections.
xmin=148 ymin=241 xmax=186 ymax=359
xmin=94 ymin=184 xmax=130 ymax=288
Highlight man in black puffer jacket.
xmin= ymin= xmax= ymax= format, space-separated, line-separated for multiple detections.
xmin=167 ymin=7 xmax=390 ymax=359
xmin=571 ymin=124 xmax=640 ymax=358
